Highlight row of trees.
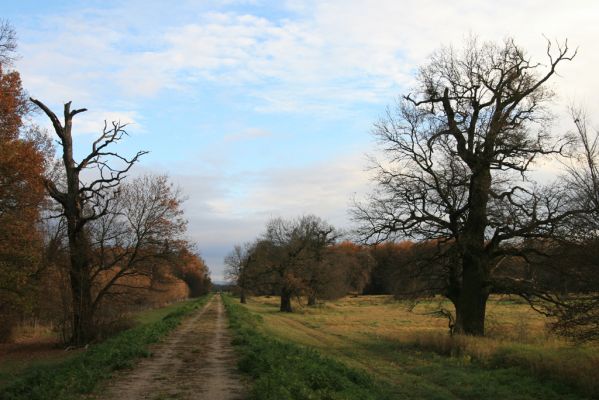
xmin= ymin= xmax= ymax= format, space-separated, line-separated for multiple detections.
xmin=0 ymin=21 xmax=211 ymax=344
xmin=225 ymin=215 xmax=373 ymax=312
xmin=227 ymin=37 xmax=599 ymax=341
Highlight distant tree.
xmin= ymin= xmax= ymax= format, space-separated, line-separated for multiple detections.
xmin=224 ymin=243 xmax=254 ymax=304
xmin=365 ymin=242 xmax=414 ymax=295
xmin=353 ymin=37 xmax=588 ymax=336
xmin=299 ymin=216 xmax=338 ymax=306
xmin=301 ymin=241 xmax=375 ymax=302
xmin=249 ymin=215 xmax=338 ymax=312
xmin=30 ymin=98 xmax=147 ymax=344
xmin=172 ymin=246 xmax=211 ymax=297
xmin=328 ymin=242 xmax=375 ymax=295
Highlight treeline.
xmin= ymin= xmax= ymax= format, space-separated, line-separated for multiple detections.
xmin=0 ymin=22 xmax=210 ymax=344
xmin=225 ymin=221 xmax=599 ymax=301
xmin=225 ymin=216 xmax=373 ymax=312
xmin=226 ymin=215 xmax=599 ymax=340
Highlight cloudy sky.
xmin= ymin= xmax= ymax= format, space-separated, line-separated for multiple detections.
xmin=4 ymin=1 xmax=599 ymax=280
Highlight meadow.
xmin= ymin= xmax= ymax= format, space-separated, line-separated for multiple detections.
xmin=236 ymin=295 xmax=599 ymax=399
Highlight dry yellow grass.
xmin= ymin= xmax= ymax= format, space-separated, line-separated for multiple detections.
xmin=243 ymin=295 xmax=599 ymax=398
xmin=248 ymin=295 xmax=553 ymax=346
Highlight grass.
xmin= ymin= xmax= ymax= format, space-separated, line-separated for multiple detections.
xmin=0 ymin=295 xmax=211 ymax=400
xmin=241 ymin=295 xmax=597 ymax=399
xmin=223 ymin=294 xmax=397 ymax=400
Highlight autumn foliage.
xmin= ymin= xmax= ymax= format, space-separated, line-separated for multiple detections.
xmin=0 ymin=64 xmax=49 ymax=340
xmin=0 ymin=26 xmax=211 ymax=343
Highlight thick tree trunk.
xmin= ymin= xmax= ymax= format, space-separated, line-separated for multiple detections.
xmin=453 ymin=253 xmax=489 ymax=335
xmin=69 ymin=276 xmax=94 ymax=345
xmin=307 ymin=294 xmax=316 ymax=306
xmin=280 ymin=287 xmax=293 ymax=312
xmin=453 ymin=167 xmax=492 ymax=336
xmin=67 ymin=221 xmax=95 ymax=345
xmin=240 ymin=289 xmax=247 ymax=304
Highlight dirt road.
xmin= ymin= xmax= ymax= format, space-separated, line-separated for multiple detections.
xmin=99 ymin=295 xmax=245 ymax=400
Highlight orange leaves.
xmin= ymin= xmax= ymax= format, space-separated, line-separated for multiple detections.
xmin=0 ymin=65 xmax=28 ymax=142
xmin=0 ymin=64 xmax=48 ymax=338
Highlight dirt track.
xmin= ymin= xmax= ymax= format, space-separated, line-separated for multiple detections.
xmin=99 ymin=295 xmax=245 ymax=400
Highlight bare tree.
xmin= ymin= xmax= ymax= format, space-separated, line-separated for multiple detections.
xmin=300 ymin=217 xmax=338 ymax=306
xmin=88 ymin=175 xmax=187 ymax=314
xmin=30 ymin=98 xmax=147 ymax=344
xmin=537 ymin=109 xmax=599 ymax=342
xmin=224 ymin=243 xmax=253 ymax=304
xmin=353 ymin=37 xmax=587 ymax=336
xmin=251 ymin=215 xmax=337 ymax=312
xmin=0 ymin=20 xmax=17 ymax=65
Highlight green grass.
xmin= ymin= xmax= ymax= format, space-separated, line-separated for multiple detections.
xmin=0 ymin=295 xmax=211 ymax=400
xmin=134 ymin=299 xmax=202 ymax=325
xmin=223 ymin=294 xmax=396 ymax=400
xmin=399 ymin=332 xmax=599 ymax=397
xmin=242 ymin=295 xmax=594 ymax=400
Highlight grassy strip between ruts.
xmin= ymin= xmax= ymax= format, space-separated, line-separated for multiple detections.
xmin=0 ymin=294 xmax=211 ymax=400
xmin=223 ymin=295 xmax=396 ymax=400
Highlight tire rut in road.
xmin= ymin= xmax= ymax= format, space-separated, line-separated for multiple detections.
xmin=99 ymin=295 xmax=245 ymax=400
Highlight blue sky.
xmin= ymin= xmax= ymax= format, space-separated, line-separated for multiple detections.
xmin=4 ymin=1 xmax=599 ymax=280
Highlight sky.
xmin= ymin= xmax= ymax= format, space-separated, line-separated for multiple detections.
xmin=4 ymin=1 xmax=599 ymax=281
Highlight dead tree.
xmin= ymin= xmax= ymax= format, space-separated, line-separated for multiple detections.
xmin=353 ymin=38 xmax=588 ymax=336
xmin=30 ymin=98 xmax=146 ymax=345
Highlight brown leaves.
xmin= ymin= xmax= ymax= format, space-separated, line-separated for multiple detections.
xmin=0 ymin=64 xmax=49 ymax=338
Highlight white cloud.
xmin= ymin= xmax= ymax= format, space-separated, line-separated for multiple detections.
xmin=17 ymin=1 xmax=599 ymax=115
xmin=13 ymin=0 xmax=599 ymax=281
xmin=223 ymin=127 xmax=272 ymax=142
xmin=152 ymin=150 xmax=373 ymax=280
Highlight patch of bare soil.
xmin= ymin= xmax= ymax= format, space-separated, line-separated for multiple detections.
xmin=98 ymin=295 xmax=245 ymax=400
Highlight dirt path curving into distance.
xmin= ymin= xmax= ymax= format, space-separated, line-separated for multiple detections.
xmin=99 ymin=294 xmax=245 ymax=400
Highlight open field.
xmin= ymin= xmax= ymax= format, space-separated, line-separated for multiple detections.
xmin=224 ymin=295 xmax=396 ymax=399
xmin=240 ymin=295 xmax=599 ymax=399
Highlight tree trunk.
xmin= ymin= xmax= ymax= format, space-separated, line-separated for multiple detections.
xmin=453 ymin=167 xmax=492 ymax=336
xmin=307 ymin=294 xmax=316 ymax=306
xmin=240 ymin=289 xmax=247 ymax=304
xmin=67 ymin=220 xmax=95 ymax=345
xmin=280 ymin=287 xmax=293 ymax=312
xmin=69 ymin=276 xmax=94 ymax=345
xmin=453 ymin=253 xmax=489 ymax=335
xmin=31 ymin=100 xmax=97 ymax=345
